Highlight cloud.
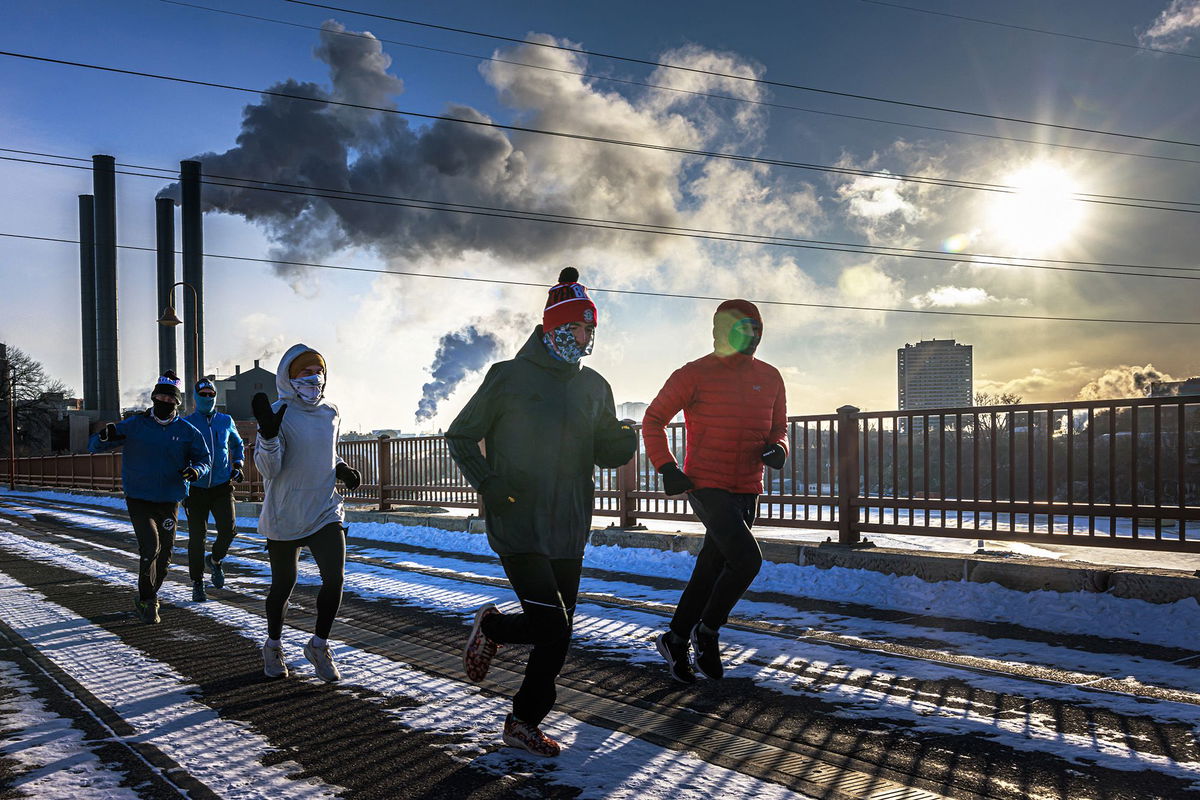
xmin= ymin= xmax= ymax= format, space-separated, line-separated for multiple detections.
xmin=1076 ymin=363 xmax=1177 ymax=400
xmin=909 ymin=286 xmax=997 ymax=308
xmin=1138 ymin=0 xmax=1200 ymax=49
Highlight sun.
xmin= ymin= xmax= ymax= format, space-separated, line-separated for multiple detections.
xmin=986 ymin=164 xmax=1085 ymax=253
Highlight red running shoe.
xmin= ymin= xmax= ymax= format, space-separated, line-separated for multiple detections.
xmin=502 ymin=713 xmax=562 ymax=757
xmin=463 ymin=602 xmax=501 ymax=682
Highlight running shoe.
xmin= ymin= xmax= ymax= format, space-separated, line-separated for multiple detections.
xmin=304 ymin=640 xmax=342 ymax=682
xmin=655 ymin=631 xmax=697 ymax=684
xmin=463 ymin=602 xmax=500 ymax=683
xmin=690 ymin=623 xmax=724 ymax=680
xmin=502 ymin=713 xmax=561 ymax=757
xmin=205 ymin=554 xmax=225 ymax=589
xmin=191 ymin=580 xmax=207 ymax=603
xmin=133 ymin=594 xmax=160 ymax=624
xmin=262 ymin=640 xmax=290 ymax=679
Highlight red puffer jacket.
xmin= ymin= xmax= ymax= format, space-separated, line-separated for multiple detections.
xmin=642 ymin=353 xmax=787 ymax=494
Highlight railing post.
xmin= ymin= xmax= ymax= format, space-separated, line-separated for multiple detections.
xmin=377 ymin=434 xmax=392 ymax=512
xmin=616 ymin=455 xmax=638 ymax=528
xmin=837 ymin=405 xmax=861 ymax=546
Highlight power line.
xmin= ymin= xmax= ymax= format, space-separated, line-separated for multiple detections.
xmin=859 ymin=0 xmax=1200 ymax=62
xmin=2 ymin=49 xmax=1197 ymax=216
xmin=5 ymin=149 xmax=1200 ymax=282
xmin=159 ymin=0 xmax=1200 ymax=168
xmin=282 ymin=0 xmax=1200 ymax=150
xmin=2 ymin=230 xmax=1196 ymax=326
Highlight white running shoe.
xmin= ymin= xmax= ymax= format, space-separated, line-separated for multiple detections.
xmin=262 ymin=641 xmax=290 ymax=679
xmin=304 ymin=640 xmax=342 ymax=682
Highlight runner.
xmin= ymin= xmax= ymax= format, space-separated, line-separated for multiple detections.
xmin=182 ymin=377 xmax=245 ymax=602
xmin=641 ymin=299 xmax=788 ymax=682
xmin=88 ymin=371 xmax=211 ymax=623
xmin=253 ymin=345 xmax=360 ymax=682
xmin=447 ymin=267 xmax=637 ymax=757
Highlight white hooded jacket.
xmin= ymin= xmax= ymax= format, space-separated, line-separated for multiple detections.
xmin=254 ymin=344 xmax=346 ymax=540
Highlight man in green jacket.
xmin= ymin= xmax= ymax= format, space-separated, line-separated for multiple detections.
xmin=447 ymin=267 xmax=637 ymax=758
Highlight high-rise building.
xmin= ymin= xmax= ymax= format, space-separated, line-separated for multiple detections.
xmin=897 ymin=339 xmax=973 ymax=410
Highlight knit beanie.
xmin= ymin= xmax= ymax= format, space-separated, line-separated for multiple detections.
xmin=543 ymin=267 xmax=598 ymax=330
xmin=714 ymin=298 xmax=762 ymax=325
xmin=194 ymin=377 xmax=216 ymax=396
xmin=152 ymin=370 xmax=183 ymax=402
xmin=288 ymin=350 xmax=326 ymax=379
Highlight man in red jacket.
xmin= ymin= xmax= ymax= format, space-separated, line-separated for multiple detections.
xmin=641 ymin=299 xmax=788 ymax=682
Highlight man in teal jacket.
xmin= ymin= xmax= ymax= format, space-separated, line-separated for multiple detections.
xmin=89 ymin=371 xmax=210 ymax=623
xmin=182 ymin=377 xmax=245 ymax=602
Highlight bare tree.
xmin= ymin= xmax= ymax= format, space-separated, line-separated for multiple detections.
xmin=1 ymin=344 xmax=75 ymax=456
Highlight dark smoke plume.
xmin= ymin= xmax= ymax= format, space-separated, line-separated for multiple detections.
xmin=416 ymin=325 xmax=502 ymax=421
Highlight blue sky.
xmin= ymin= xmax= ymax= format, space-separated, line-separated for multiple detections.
xmin=2 ymin=0 xmax=1199 ymax=430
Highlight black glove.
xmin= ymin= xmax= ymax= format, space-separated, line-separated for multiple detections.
xmin=761 ymin=443 xmax=787 ymax=470
xmin=230 ymin=463 xmax=245 ymax=483
xmin=180 ymin=466 xmax=200 ymax=482
xmin=98 ymin=422 xmax=124 ymax=443
xmin=594 ymin=417 xmax=639 ymax=467
xmin=336 ymin=462 xmax=361 ymax=491
xmin=479 ymin=475 xmax=520 ymax=516
xmin=658 ymin=462 xmax=695 ymax=496
xmin=252 ymin=392 xmax=287 ymax=440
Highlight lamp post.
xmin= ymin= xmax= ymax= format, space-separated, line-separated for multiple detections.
xmin=158 ymin=281 xmax=200 ymax=411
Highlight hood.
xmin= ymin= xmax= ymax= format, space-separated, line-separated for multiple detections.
xmin=517 ymin=326 xmax=580 ymax=377
xmin=276 ymin=343 xmax=327 ymax=408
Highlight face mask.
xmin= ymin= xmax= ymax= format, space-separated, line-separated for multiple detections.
xmin=152 ymin=400 xmax=177 ymax=422
xmin=291 ymin=374 xmax=325 ymax=405
xmin=543 ymin=324 xmax=594 ymax=364
xmin=195 ymin=395 xmax=216 ymax=414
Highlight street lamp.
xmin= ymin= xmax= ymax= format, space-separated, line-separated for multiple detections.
xmin=158 ymin=280 xmax=200 ymax=411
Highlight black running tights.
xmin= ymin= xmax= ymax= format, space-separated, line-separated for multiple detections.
xmin=265 ymin=523 xmax=346 ymax=640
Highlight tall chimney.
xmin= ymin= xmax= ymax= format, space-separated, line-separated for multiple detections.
xmin=181 ymin=160 xmax=204 ymax=407
xmin=78 ymin=194 xmax=98 ymax=411
xmin=156 ymin=197 xmax=177 ymax=376
xmin=92 ymin=155 xmax=119 ymax=420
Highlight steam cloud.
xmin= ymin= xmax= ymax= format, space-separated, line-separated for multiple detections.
xmin=415 ymin=325 xmax=502 ymax=421
xmin=1076 ymin=364 xmax=1177 ymax=401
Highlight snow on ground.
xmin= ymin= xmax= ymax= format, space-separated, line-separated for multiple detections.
xmin=8 ymin=492 xmax=1197 ymax=652
xmin=0 ymin=568 xmax=344 ymax=800
xmin=0 ymin=660 xmax=142 ymax=800
xmin=0 ymin=531 xmax=816 ymax=800
xmin=3 ymin=523 xmax=1200 ymax=789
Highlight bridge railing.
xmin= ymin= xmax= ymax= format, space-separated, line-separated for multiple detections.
xmin=3 ymin=396 xmax=1197 ymax=552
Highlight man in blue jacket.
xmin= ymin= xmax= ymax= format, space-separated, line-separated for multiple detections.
xmin=89 ymin=371 xmax=211 ymax=623
xmin=182 ymin=378 xmax=245 ymax=602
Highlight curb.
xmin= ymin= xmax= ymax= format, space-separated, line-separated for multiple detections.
xmin=9 ymin=487 xmax=1199 ymax=606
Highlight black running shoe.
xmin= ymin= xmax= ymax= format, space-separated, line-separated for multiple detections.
xmin=192 ymin=580 xmax=207 ymax=603
xmin=655 ymin=632 xmax=696 ymax=684
xmin=205 ymin=554 xmax=225 ymax=589
xmin=690 ymin=624 xmax=724 ymax=680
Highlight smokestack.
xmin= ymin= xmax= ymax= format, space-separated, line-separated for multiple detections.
xmin=156 ymin=197 xmax=177 ymax=375
xmin=92 ymin=155 xmax=119 ymax=420
xmin=78 ymin=194 xmax=98 ymax=411
xmin=181 ymin=160 xmax=204 ymax=404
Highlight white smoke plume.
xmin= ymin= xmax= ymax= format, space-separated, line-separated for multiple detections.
xmin=1076 ymin=363 xmax=1177 ymax=400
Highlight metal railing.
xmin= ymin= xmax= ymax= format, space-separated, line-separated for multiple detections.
xmin=3 ymin=396 xmax=1197 ymax=552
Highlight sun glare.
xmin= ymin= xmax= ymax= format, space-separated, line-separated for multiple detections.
xmin=987 ymin=164 xmax=1084 ymax=253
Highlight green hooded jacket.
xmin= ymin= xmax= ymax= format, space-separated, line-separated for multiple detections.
xmin=446 ymin=326 xmax=637 ymax=558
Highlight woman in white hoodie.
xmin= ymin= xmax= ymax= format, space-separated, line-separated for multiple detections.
xmin=253 ymin=344 xmax=360 ymax=681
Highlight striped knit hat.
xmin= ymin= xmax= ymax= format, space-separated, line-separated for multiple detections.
xmin=543 ymin=267 xmax=598 ymax=330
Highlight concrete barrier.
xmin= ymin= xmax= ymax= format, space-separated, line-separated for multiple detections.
xmin=12 ymin=487 xmax=1200 ymax=606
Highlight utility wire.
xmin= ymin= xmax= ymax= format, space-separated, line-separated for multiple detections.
xmin=5 ymin=149 xmax=1199 ymax=281
xmin=1 ymin=49 xmax=1197 ymax=215
xmin=158 ymin=0 xmax=1200 ymax=168
xmin=859 ymin=0 xmax=1200 ymax=62
xmin=283 ymin=0 xmax=1200 ymax=149
xmin=2 ymin=230 xmax=1195 ymax=326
